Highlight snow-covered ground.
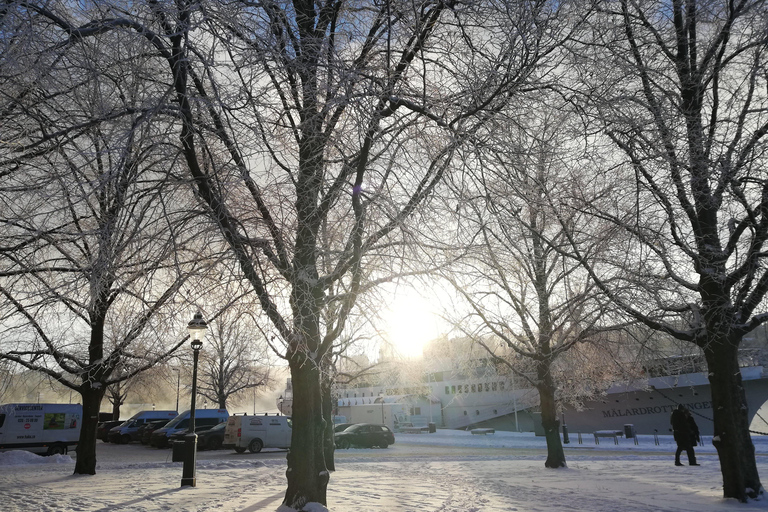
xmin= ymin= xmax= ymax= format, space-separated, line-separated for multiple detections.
xmin=2 ymin=430 xmax=768 ymax=511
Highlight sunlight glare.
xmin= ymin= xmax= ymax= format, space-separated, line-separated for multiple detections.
xmin=383 ymin=292 xmax=442 ymax=358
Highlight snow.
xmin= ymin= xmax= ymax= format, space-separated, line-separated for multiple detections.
xmin=3 ymin=430 xmax=768 ymax=511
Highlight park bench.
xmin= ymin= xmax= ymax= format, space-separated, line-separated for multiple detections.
xmin=593 ymin=430 xmax=624 ymax=445
xmin=402 ymin=426 xmax=429 ymax=434
xmin=470 ymin=428 xmax=496 ymax=435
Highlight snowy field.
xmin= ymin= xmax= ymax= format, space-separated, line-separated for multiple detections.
xmin=2 ymin=430 xmax=768 ymax=511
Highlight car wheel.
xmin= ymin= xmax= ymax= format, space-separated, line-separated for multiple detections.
xmin=47 ymin=444 xmax=67 ymax=456
xmin=234 ymin=446 xmax=246 ymax=454
xmin=336 ymin=438 xmax=350 ymax=450
xmin=248 ymin=439 xmax=263 ymax=453
xmin=380 ymin=442 xmax=389 ymax=449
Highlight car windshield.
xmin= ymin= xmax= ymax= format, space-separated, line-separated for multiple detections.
xmin=209 ymin=422 xmax=226 ymax=432
xmin=345 ymin=424 xmax=364 ymax=432
xmin=164 ymin=415 xmax=187 ymax=428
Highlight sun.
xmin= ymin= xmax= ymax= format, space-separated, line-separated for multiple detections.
xmin=381 ymin=291 xmax=443 ymax=358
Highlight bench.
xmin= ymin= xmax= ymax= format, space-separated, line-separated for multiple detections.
xmin=402 ymin=426 xmax=429 ymax=434
xmin=470 ymin=428 xmax=495 ymax=435
xmin=593 ymin=430 xmax=624 ymax=445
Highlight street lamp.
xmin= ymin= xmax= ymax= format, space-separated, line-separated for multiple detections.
xmin=175 ymin=368 xmax=181 ymax=413
xmin=181 ymin=311 xmax=207 ymax=488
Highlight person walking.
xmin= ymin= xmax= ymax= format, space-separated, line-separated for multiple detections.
xmin=670 ymin=404 xmax=700 ymax=466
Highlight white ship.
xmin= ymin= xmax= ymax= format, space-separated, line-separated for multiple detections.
xmin=280 ymin=345 xmax=768 ymax=436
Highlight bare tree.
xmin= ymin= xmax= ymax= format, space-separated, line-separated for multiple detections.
xmin=568 ymin=0 xmax=768 ymax=501
xmin=444 ymin=101 xmax=626 ymax=468
xmin=196 ymin=308 xmax=273 ymax=410
xmin=0 ymin=9 xmax=210 ymax=472
xmin=0 ymin=0 xmax=578 ymax=506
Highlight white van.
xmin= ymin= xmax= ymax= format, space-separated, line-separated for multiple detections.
xmin=0 ymin=403 xmax=82 ymax=455
xmin=107 ymin=410 xmax=177 ymax=443
xmin=149 ymin=409 xmax=229 ymax=448
xmin=223 ymin=413 xmax=291 ymax=453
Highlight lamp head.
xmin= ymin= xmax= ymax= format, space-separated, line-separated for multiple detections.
xmin=187 ymin=311 xmax=208 ymax=343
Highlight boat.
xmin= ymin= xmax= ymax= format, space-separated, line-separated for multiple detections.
xmin=281 ymin=345 xmax=768 ymax=436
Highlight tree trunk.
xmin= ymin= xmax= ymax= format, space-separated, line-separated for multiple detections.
xmin=321 ymin=371 xmax=336 ymax=472
xmin=704 ymin=341 xmax=762 ymax=501
xmin=538 ymin=361 xmax=566 ymax=468
xmin=74 ymin=385 xmax=106 ymax=475
xmin=111 ymin=398 xmax=120 ymax=421
xmin=283 ymin=354 xmax=329 ymax=509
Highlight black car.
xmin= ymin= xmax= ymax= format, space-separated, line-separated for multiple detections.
xmin=97 ymin=420 xmax=123 ymax=442
xmin=138 ymin=420 xmax=169 ymax=445
xmin=196 ymin=421 xmax=227 ymax=450
xmin=168 ymin=424 xmax=215 ymax=445
xmin=334 ymin=423 xmax=394 ymax=449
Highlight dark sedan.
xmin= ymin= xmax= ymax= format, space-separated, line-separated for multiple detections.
xmin=196 ymin=421 xmax=227 ymax=450
xmin=97 ymin=420 xmax=122 ymax=442
xmin=138 ymin=420 xmax=170 ymax=445
xmin=334 ymin=423 xmax=394 ymax=449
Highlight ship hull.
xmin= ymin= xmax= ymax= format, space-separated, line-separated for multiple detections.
xmin=561 ymin=367 xmax=768 ymax=436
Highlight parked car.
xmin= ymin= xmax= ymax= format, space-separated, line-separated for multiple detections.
xmin=196 ymin=421 xmax=227 ymax=450
xmin=223 ymin=414 xmax=291 ymax=453
xmin=334 ymin=423 xmax=394 ymax=449
xmin=107 ymin=410 xmax=178 ymax=444
xmin=97 ymin=420 xmax=123 ymax=442
xmin=333 ymin=423 xmax=356 ymax=433
xmin=138 ymin=420 xmax=170 ymax=445
xmin=150 ymin=409 xmax=229 ymax=448
xmin=168 ymin=424 xmax=214 ymax=445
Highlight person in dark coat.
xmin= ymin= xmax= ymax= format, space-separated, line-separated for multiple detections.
xmin=670 ymin=404 xmax=700 ymax=466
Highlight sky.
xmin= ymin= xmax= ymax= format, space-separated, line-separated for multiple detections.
xmin=2 ymin=429 xmax=768 ymax=511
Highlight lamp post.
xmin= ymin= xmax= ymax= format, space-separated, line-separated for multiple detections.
xmin=181 ymin=311 xmax=207 ymax=488
xmin=175 ymin=368 xmax=181 ymax=413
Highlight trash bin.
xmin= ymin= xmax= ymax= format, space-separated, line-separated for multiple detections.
xmin=623 ymin=424 xmax=636 ymax=439
xmin=172 ymin=440 xmax=186 ymax=462
xmin=428 ymin=422 xmax=436 ymax=433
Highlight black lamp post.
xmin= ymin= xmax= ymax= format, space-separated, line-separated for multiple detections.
xmin=181 ymin=311 xmax=207 ymax=488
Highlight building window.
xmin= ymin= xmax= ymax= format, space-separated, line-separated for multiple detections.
xmin=471 ymin=384 xmax=476 ymax=393
xmin=458 ymin=385 xmax=462 ymax=393
xmin=463 ymin=411 xmax=468 ymax=415
xmin=485 ymin=383 xmax=490 ymax=392
xmin=492 ymin=382 xmax=497 ymax=391
xmin=445 ymin=386 xmax=450 ymax=394
xmin=476 ymin=410 xmax=480 ymax=415
xmin=465 ymin=384 xmax=469 ymax=393
xmin=451 ymin=385 xmax=456 ymax=394
xmin=414 ymin=407 xmax=421 ymax=415
xmin=499 ymin=382 xmax=505 ymax=391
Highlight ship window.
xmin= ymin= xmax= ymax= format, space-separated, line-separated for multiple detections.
xmin=492 ymin=382 xmax=497 ymax=391
xmin=471 ymin=384 xmax=476 ymax=393
xmin=445 ymin=386 xmax=450 ymax=394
